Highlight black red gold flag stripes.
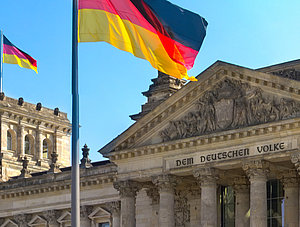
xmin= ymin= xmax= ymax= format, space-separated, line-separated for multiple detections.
xmin=78 ymin=0 xmax=207 ymax=81
xmin=3 ymin=35 xmax=37 ymax=73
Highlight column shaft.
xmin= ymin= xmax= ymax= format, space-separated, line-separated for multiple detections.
xmin=121 ymin=196 xmax=135 ymax=227
xmin=159 ymin=189 xmax=175 ymax=227
xmin=235 ymin=187 xmax=250 ymax=227
xmin=17 ymin=125 xmax=24 ymax=156
xmin=201 ymin=181 xmax=217 ymax=227
xmin=284 ymin=179 xmax=299 ymax=227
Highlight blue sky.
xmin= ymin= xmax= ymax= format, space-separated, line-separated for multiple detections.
xmin=0 ymin=0 xmax=299 ymax=162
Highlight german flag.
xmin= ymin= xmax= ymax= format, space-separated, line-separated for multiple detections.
xmin=79 ymin=0 xmax=207 ymax=81
xmin=3 ymin=35 xmax=37 ymax=73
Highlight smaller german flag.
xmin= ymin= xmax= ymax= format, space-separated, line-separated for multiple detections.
xmin=3 ymin=35 xmax=37 ymax=73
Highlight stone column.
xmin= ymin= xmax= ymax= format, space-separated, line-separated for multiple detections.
xmin=187 ymin=186 xmax=201 ymax=226
xmin=114 ymin=180 xmax=140 ymax=227
xmin=243 ymin=160 xmax=269 ymax=227
xmin=152 ymin=174 xmax=176 ymax=227
xmin=193 ymin=167 xmax=218 ymax=227
xmin=17 ymin=124 xmax=24 ymax=157
xmin=233 ymin=176 xmax=250 ymax=227
xmin=107 ymin=201 xmax=121 ymax=227
xmin=280 ymin=170 xmax=299 ymax=227
xmin=146 ymin=187 xmax=159 ymax=227
xmin=36 ymin=126 xmax=43 ymax=161
xmin=43 ymin=210 xmax=60 ymax=227
xmin=290 ymin=153 xmax=300 ymax=227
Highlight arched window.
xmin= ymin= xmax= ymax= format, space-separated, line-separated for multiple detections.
xmin=43 ymin=139 xmax=49 ymax=159
xmin=24 ymin=135 xmax=31 ymax=155
xmin=7 ymin=131 xmax=12 ymax=150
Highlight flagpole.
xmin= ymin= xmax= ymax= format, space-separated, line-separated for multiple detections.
xmin=71 ymin=0 xmax=80 ymax=226
xmin=0 ymin=30 xmax=3 ymax=93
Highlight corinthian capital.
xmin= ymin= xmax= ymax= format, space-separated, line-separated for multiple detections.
xmin=113 ymin=180 xmax=141 ymax=197
xmin=152 ymin=174 xmax=177 ymax=193
xmin=193 ymin=167 xmax=219 ymax=186
xmin=242 ymin=160 xmax=270 ymax=180
xmin=291 ymin=152 xmax=300 ymax=175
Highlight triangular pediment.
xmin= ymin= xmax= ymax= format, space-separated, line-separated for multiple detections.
xmin=57 ymin=211 xmax=71 ymax=224
xmin=99 ymin=60 xmax=300 ymax=156
xmin=0 ymin=219 xmax=18 ymax=227
xmin=28 ymin=215 xmax=47 ymax=226
xmin=88 ymin=207 xmax=110 ymax=219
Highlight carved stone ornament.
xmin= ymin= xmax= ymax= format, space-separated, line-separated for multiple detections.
xmin=242 ymin=160 xmax=270 ymax=180
xmin=14 ymin=214 xmax=30 ymax=227
xmin=291 ymin=153 xmax=300 ymax=175
xmin=43 ymin=210 xmax=60 ymax=225
xmin=174 ymin=190 xmax=190 ymax=227
xmin=193 ymin=167 xmax=219 ymax=186
xmin=113 ymin=180 xmax=141 ymax=197
xmin=152 ymin=174 xmax=177 ymax=193
xmin=272 ymin=68 xmax=300 ymax=81
xmin=106 ymin=201 xmax=121 ymax=214
xmin=146 ymin=187 xmax=160 ymax=205
xmin=233 ymin=176 xmax=249 ymax=192
xmin=161 ymin=78 xmax=300 ymax=141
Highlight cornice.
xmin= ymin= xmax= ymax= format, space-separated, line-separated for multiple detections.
xmin=0 ymin=164 xmax=117 ymax=199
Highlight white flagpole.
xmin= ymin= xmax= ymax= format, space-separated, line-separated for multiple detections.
xmin=0 ymin=30 xmax=3 ymax=93
xmin=71 ymin=0 xmax=80 ymax=226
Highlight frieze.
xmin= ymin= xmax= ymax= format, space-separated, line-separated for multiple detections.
xmin=161 ymin=78 xmax=300 ymax=142
xmin=272 ymin=68 xmax=300 ymax=81
xmin=166 ymin=139 xmax=297 ymax=170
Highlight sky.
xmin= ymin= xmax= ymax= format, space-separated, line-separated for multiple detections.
xmin=0 ymin=0 xmax=300 ymax=163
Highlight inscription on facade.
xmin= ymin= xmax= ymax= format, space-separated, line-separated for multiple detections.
xmin=166 ymin=139 xmax=296 ymax=169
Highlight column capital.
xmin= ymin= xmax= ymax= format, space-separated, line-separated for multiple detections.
xmin=152 ymin=174 xmax=177 ymax=193
xmin=43 ymin=210 xmax=60 ymax=225
xmin=113 ymin=180 xmax=141 ymax=197
xmin=242 ymin=160 xmax=270 ymax=180
xmin=193 ymin=167 xmax=219 ymax=186
xmin=279 ymin=169 xmax=299 ymax=188
xmin=291 ymin=152 xmax=300 ymax=175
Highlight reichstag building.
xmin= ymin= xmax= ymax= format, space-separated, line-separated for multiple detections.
xmin=0 ymin=59 xmax=299 ymax=227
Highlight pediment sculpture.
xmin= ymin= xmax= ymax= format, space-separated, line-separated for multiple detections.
xmin=161 ymin=78 xmax=300 ymax=141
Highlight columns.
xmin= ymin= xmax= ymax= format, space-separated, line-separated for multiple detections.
xmin=114 ymin=180 xmax=140 ymax=227
xmin=152 ymin=174 xmax=176 ymax=227
xmin=193 ymin=167 xmax=218 ymax=227
xmin=17 ymin=124 xmax=24 ymax=157
xmin=36 ymin=126 xmax=43 ymax=161
xmin=281 ymin=172 xmax=299 ymax=227
xmin=233 ymin=176 xmax=250 ymax=227
xmin=243 ymin=160 xmax=269 ymax=227
xmin=107 ymin=201 xmax=121 ymax=227
xmin=146 ymin=187 xmax=159 ymax=227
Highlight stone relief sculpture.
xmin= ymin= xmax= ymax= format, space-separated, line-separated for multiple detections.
xmin=272 ymin=69 xmax=300 ymax=81
xmin=161 ymin=78 xmax=300 ymax=141
xmin=174 ymin=190 xmax=190 ymax=227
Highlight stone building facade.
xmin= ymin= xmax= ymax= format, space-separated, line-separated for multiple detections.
xmin=0 ymin=59 xmax=300 ymax=227
xmin=0 ymin=97 xmax=71 ymax=182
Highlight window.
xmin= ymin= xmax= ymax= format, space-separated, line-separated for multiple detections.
xmin=24 ymin=135 xmax=31 ymax=155
xmin=267 ymin=180 xmax=284 ymax=227
xmin=220 ymin=186 xmax=235 ymax=227
xmin=98 ymin=223 xmax=109 ymax=227
xmin=43 ymin=139 xmax=49 ymax=159
xmin=7 ymin=131 xmax=12 ymax=150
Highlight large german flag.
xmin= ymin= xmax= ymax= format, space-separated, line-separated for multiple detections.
xmin=79 ymin=0 xmax=207 ymax=81
xmin=3 ymin=35 xmax=37 ymax=73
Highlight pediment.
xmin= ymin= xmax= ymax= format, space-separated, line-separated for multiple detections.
xmin=99 ymin=61 xmax=300 ymax=156
xmin=28 ymin=215 xmax=47 ymax=226
xmin=57 ymin=211 xmax=71 ymax=224
xmin=88 ymin=207 xmax=110 ymax=219
xmin=0 ymin=219 xmax=18 ymax=227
